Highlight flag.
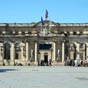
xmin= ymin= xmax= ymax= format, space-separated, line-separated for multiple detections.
xmin=45 ymin=10 xmax=48 ymax=19
xmin=41 ymin=17 xmax=44 ymax=26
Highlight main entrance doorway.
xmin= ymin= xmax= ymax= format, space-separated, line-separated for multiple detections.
xmin=39 ymin=43 xmax=52 ymax=66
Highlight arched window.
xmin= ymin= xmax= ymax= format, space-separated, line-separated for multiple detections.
xmin=15 ymin=42 xmax=20 ymax=59
xmin=4 ymin=42 xmax=10 ymax=60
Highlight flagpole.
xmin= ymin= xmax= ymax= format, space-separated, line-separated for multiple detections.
xmin=45 ymin=10 xmax=48 ymax=34
xmin=41 ymin=17 xmax=42 ymax=33
xmin=41 ymin=22 xmax=42 ymax=33
xmin=41 ymin=17 xmax=44 ymax=33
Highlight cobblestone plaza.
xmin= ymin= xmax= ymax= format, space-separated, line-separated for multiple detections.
xmin=0 ymin=66 xmax=88 ymax=88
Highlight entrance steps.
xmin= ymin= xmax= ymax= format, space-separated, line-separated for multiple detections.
xmin=52 ymin=62 xmax=64 ymax=66
xmin=30 ymin=62 xmax=38 ymax=66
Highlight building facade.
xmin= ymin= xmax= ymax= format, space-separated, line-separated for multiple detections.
xmin=0 ymin=20 xmax=88 ymax=66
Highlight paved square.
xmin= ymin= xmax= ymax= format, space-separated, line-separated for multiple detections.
xmin=0 ymin=66 xmax=88 ymax=88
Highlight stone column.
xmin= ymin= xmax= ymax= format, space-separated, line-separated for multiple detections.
xmin=18 ymin=42 xmax=21 ymax=60
xmin=53 ymin=42 xmax=56 ymax=62
xmin=62 ymin=42 xmax=65 ymax=63
xmin=10 ymin=42 xmax=15 ymax=65
xmin=76 ymin=43 xmax=80 ymax=53
xmin=86 ymin=43 xmax=88 ymax=60
xmin=20 ymin=42 xmax=24 ymax=60
xmin=0 ymin=43 xmax=3 ymax=65
xmin=75 ymin=42 xmax=80 ymax=60
xmin=26 ymin=42 xmax=29 ymax=61
xmin=70 ymin=44 xmax=74 ymax=60
xmin=35 ymin=42 xmax=37 ymax=63
xmin=83 ymin=43 xmax=85 ymax=60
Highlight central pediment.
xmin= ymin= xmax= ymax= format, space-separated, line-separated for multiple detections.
xmin=33 ymin=20 xmax=60 ymax=27
xmin=32 ymin=20 xmax=60 ymax=34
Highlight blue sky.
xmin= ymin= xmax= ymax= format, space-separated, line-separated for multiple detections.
xmin=0 ymin=0 xmax=88 ymax=23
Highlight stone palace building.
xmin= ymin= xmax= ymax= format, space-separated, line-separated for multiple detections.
xmin=0 ymin=20 xmax=88 ymax=66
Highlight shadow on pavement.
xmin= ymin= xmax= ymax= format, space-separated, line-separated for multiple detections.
xmin=76 ymin=77 xmax=88 ymax=81
xmin=0 ymin=69 xmax=18 ymax=73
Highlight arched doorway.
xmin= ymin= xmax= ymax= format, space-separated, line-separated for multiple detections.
xmin=4 ymin=42 xmax=10 ymax=60
xmin=44 ymin=53 xmax=48 ymax=65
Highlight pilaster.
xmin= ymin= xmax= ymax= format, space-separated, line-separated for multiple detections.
xmin=0 ymin=43 xmax=4 ymax=65
xmin=53 ymin=42 xmax=56 ymax=62
xmin=35 ymin=42 xmax=38 ymax=64
xmin=26 ymin=42 xmax=29 ymax=61
xmin=86 ymin=42 xmax=88 ymax=60
xmin=10 ymin=42 xmax=15 ymax=65
xmin=74 ymin=42 xmax=80 ymax=60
